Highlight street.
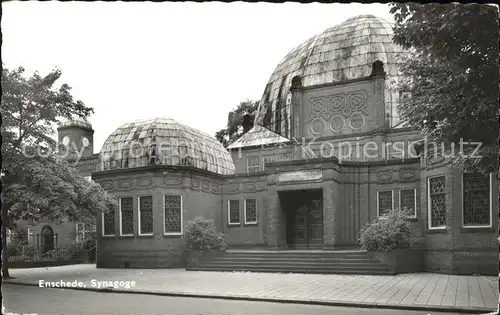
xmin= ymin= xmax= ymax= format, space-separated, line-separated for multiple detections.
xmin=3 ymin=283 xmax=463 ymax=315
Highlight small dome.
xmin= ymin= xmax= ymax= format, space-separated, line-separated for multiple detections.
xmin=98 ymin=118 xmax=235 ymax=175
xmin=254 ymin=14 xmax=407 ymax=137
xmin=58 ymin=116 xmax=93 ymax=130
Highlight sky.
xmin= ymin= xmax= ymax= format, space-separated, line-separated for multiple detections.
xmin=2 ymin=2 xmax=393 ymax=153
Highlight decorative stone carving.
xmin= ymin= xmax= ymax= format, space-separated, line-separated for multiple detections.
xmin=201 ymin=181 xmax=210 ymax=192
xmin=376 ymin=171 xmax=392 ymax=182
xmin=163 ymin=176 xmax=182 ymax=186
xmin=398 ymin=168 xmax=415 ymax=180
xmin=191 ymin=178 xmax=201 ymax=190
xmin=242 ymin=183 xmax=256 ymax=192
xmin=349 ymin=112 xmax=365 ymax=130
xmin=330 ymin=115 xmax=345 ymax=132
xmin=328 ymin=94 xmax=346 ymax=115
xmin=426 ymin=155 xmax=445 ymax=166
xmin=309 ymin=97 xmax=329 ymax=121
xmin=278 ymin=170 xmax=322 ymax=182
xmin=117 ymin=179 xmax=134 ymax=190
xmin=100 ymin=180 xmax=115 ymax=191
xmin=228 ymin=183 xmax=239 ymax=193
xmin=307 ymin=90 xmax=368 ymax=136
xmin=347 ymin=91 xmax=368 ymax=116
xmin=136 ymin=176 xmax=153 ymax=188
xmin=211 ymin=183 xmax=221 ymax=193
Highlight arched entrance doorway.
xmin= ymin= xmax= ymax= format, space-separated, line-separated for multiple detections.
xmin=41 ymin=225 xmax=55 ymax=253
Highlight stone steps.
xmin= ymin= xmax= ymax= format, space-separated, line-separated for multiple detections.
xmin=187 ymin=250 xmax=395 ymax=275
xmin=188 ymin=266 xmax=395 ymax=275
xmin=213 ymin=257 xmax=382 ymax=264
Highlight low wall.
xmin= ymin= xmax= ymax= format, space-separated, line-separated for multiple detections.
xmin=96 ymin=249 xmax=184 ymax=269
xmin=368 ymin=248 xmax=424 ymax=274
xmin=185 ymin=249 xmax=226 ymax=267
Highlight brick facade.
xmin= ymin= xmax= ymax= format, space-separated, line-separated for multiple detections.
xmin=93 ymin=167 xmax=224 ymax=268
xmin=59 ymin=63 xmax=496 ymax=276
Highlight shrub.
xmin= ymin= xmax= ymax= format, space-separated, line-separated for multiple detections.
xmin=184 ymin=217 xmax=227 ymax=251
xmin=9 ymin=226 xmax=28 ymax=245
xmin=358 ymin=208 xmax=423 ymax=252
xmin=22 ymin=245 xmax=35 ymax=260
xmin=6 ymin=226 xmax=29 ymax=257
xmin=7 ymin=243 xmax=23 ymax=257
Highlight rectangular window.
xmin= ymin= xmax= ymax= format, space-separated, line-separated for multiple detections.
xmin=27 ymin=228 xmax=34 ymax=245
xmin=103 ymin=205 xmax=116 ymax=236
xmin=428 ymin=175 xmax=446 ymax=229
xmin=164 ymin=195 xmax=182 ymax=235
xmin=75 ymin=223 xmax=85 ymax=243
xmin=377 ymin=190 xmax=394 ymax=216
xmin=400 ymin=189 xmax=417 ymax=217
xmin=228 ymin=200 xmax=240 ymax=225
xmin=244 ymin=199 xmax=257 ymax=224
xmin=263 ymin=155 xmax=275 ymax=170
xmin=247 ymin=156 xmax=261 ymax=173
xmin=138 ymin=196 xmax=154 ymax=235
xmin=463 ymin=172 xmax=491 ymax=227
xmin=119 ymin=197 xmax=134 ymax=236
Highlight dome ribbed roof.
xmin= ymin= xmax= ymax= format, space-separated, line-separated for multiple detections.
xmin=58 ymin=116 xmax=92 ymax=130
xmin=254 ymin=14 xmax=406 ymax=138
xmin=98 ymin=118 xmax=235 ymax=175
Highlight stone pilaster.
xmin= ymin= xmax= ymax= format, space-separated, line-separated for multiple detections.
xmin=265 ymin=185 xmax=281 ymax=249
xmin=322 ymin=181 xmax=335 ymax=249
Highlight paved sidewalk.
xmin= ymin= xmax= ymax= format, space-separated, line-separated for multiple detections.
xmin=5 ymin=264 xmax=498 ymax=313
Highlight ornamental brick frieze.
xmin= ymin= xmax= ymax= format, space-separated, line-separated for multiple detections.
xmin=347 ymin=91 xmax=369 ymax=116
xmin=423 ymin=145 xmax=457 ymax=168
xmin=117 ymin=178 xmax=134 ymax=190
xmin=308 ymin=90 xmax=368 ymax=121
xmin=376 ymin=171 xmax=392 ymax=182
xmin=162 ymin=176 xmax=182 ymax=187
xmin=256 ymin=181 xmax=268 ymax=191
xmin=201 ymin=181 xmax=211 ymax=192
xmin=210 ymin=183 xmax=221 ymax=194
xmin=309 ymin=97 xmax=332 ymax=121
xmin=190 ymin=177 xmax=201 ymax=190
xmin=398 ymin=168 xmax=416 ymax=180
xmin=339 ymin=179 xmax=419 ymax=185
xmin=307 ymin=90 xmax=369 ymax=137
xmin=242 ymin=182 xmax=256 ymax=192
xmin=136 ymin=176 xmax=153 ymax=188
xmin=227 ymin=183 xmax=239 ymax=193
xmin=99 ymin=179 xmax=115 ymax=191
xmin=425 ymin=154 xmax=446 ymax=167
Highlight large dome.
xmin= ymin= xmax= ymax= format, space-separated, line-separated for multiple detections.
xmin=254 ymin=14 xmax=406 ymax=138
xmin=98 ymin=118 xmax=235 ymax=175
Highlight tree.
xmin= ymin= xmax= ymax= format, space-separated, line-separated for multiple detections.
xmin=389 ymin=3 xmax=499 ymax=170
xmin=1 ymin=66 xmax=117 ymax=278
xmin=215 ymin=100 xmax=259 ymax=147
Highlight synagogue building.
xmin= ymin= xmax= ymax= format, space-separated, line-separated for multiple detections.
xmin=59 ymin=15 xmax=498 ymax=275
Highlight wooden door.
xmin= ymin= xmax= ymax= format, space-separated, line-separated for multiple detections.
xmin=307 ymin=197 xmax=323 ymax=246
xmin=287 ymin=191 xmax=323 ymax=249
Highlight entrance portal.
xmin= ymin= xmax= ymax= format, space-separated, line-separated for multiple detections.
xmin=41 ymin=225 xmax=55 ymax=253
xmin=280 ymin=189 xmax=323 ymax=249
